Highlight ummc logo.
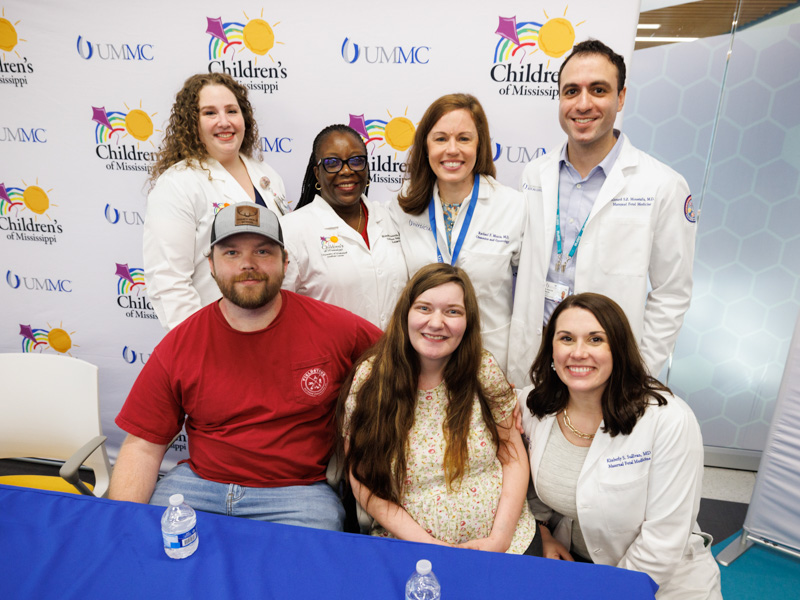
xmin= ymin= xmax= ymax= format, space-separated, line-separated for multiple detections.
xmin=0 ymin=127 xmax=46 ymax=143
xmin=492 ymin=142 xmax=547 ymax=164
xmin=341 ymin=37 xmax=430 ymax=64
xmin=122 ymin=346 xmax=151 ymax=365
xmin=6 ymin=270 xmax=72 ymax=292
xmin=260 ymin=136 xmax=292 ymax=153
xmin=76 ymin=36 xmax=154 ymax=61
xmin=104 ymin=204 xmax=144 ymax=225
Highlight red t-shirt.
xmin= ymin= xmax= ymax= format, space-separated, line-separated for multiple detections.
xmin=116 ymin=291 xmax=381 ymax=487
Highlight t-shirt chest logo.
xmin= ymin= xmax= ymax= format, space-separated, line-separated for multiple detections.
xmin=301 ymin=367 xmax=329 ymax=397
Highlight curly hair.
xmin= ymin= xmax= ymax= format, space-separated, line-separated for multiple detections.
xmin=339 ymin=263 xmax=510 ymax=504
xmin=397 ymin=93 xmax=496 ymax=216
xmin=296 ymin=124 xmax=370 ymax=209
xmin=149 ymin=72 xmax=260 ymax=184
xmin=526 ymin=293 xmax=669 ymax=437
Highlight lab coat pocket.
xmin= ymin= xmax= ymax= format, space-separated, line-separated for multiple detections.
xmin=458 ymin=250 xmax=512 ymax=300
xmin=598 ymin=219 xmax=652 ymax=276
xmin=597 ymin=472 xmax=649 ymax=533
xmin=291 ymin=354 xmax=333 ymax=407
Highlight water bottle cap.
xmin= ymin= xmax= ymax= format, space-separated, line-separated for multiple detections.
xmin=416 ymin=559 xmax=432 ymax=575
xmin=169 ymin=494 xmax=184 ymax=506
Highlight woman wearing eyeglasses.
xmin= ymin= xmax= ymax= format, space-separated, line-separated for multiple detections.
xmin=390 ymin=94 xmax=526 ymax=373
xmin=280 ymin=124 xmax=408 ymax=329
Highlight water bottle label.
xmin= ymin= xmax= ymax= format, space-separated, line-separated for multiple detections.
xmin=163 ymin=526 xmax=197 ymax=549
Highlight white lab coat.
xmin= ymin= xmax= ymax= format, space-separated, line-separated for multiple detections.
xmin=280 ymin=195 xmax=408 ymax=330
xmin=389 ymin=175 xmax=526 ymax=373
xmin=143 ymin=155 xmax=286 ymax=330
xmin=507 ymin=134 xmax=695 ymax=387
xmin=521 ymin=391 xmax=721 ymax=599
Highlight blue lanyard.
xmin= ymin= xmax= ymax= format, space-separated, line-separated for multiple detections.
xmin=428 ymin=174 xmax=480 ymax=266
xmin=555 ymin=181 xmax=591 ymax=273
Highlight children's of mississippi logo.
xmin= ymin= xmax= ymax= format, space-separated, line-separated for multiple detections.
xmin=0 ymin=180 xmax=62 ymax=244
xmin=348 ymin=110 xmax=416 ymax=186
xmin=206 ymin=11 xmax=287 ymax=94
xmin=491 ymin=11 xmax=581 ymax=98
xmin=92 ymin=104 xmax=159 ymax=171
xmin=0 ymin=8 xmax=33 ymax=88
xmin=115 ymin=263 xmax=157 ymax=319
xmin=19 ymin=322 xmax=77 ymax=355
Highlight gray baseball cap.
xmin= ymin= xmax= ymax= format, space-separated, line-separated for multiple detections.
xmin=210 ymin=203 xmax=284 ymax=249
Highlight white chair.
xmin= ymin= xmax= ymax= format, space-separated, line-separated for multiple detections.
xmin=0 ymin=353 xmax=112 ymax=497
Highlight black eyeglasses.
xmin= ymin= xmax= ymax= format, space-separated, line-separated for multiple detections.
xmin=317 ymin=155 xmax=368 ymax=174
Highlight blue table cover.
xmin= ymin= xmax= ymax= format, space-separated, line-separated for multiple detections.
xmin=0 ymin=484 xmax=658 ymax=599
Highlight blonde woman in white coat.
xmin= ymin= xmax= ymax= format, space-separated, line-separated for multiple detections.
xmin=389 ymin=93 xmax=525 ymax=373
xmin=144 ymin=73 xmax=287 ymax=330
xmin=281 ymin=125 xmax=407 ymax=329
xmin=520 ymin=293 xmax=721 ymax=599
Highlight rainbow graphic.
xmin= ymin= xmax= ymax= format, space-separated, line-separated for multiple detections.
xmin=92 ymin=106 xmax=127 ymax=144
xmin=0 ymin=183 xmax=24 ymax=215
xmin=19 ymin=323 xmax=77 ymax=355
xmin=206 ymin=19 xmax=246 ymax=59
xmin=494 ymin=20 xmax=543 ymax=63
xmin=213 ymin=202 xmax=231 ymax=215
xmin=115 ymin=263 xmax=146 ymax=295
xmin=320 ymin=235 xmax=339 ymax=248
xmin=19 ymin=324 xmax=49 ymax=352
xmin=348 ymin=112 xmax=416 ymax=154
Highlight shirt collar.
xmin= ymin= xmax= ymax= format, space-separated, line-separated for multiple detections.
xmin=559 ymin=129 xmax=622 ymax=179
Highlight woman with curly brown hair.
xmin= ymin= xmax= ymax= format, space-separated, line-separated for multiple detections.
xmin=389 ymin=93 xmax=526 ymax=374
xmin=340 ymin=263 xmax=537 ymax=554
xmin=144 ymin=72 xmax=288 ymax=330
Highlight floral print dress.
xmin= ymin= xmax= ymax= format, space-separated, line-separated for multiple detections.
xmin=344 ymin=350 xmax=536 ymax=554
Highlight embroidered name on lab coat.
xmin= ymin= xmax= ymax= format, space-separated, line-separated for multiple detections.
xmin=606 ymin=451 xmax=652 ymax=468
xmin=611 ymin=197 xmax=655 ymax=207
xmin=475 ymin=231 xmax=510 ymax=244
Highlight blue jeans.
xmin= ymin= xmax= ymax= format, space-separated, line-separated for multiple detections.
xmin=149 ymin=463 xmax=345 ymax=531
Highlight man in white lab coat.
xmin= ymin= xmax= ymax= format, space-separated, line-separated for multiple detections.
xmin=508 ymin=40 xmax=696 ymax=387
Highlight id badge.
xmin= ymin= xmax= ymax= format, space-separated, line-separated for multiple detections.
xmin=544 ymin=281 xmax=570 ymax=303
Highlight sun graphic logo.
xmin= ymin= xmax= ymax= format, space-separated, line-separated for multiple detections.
xmin=348 ymin=110 xmax=416 ymax=157
xmin=206 ymin=11 xmax=284 ymax=63
xmin=347 ymin=110 xmax=415 ymax=186
xmin=0 ymin=8 xmax=32 ymax=88
xmin=19 ymin=323 xmax=78 ymax=356
xmin=493 ymin=9 xmax=581 ymax=66
xmin=92 ymin=103 xmax=159 ymax=147
xmin=0 ymin=180 xmax=56 ymax=218
xmin=92 ymin=104 xmax=160 ymax=169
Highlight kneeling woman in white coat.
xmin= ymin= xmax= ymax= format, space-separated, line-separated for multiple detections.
xmin=281 ymin=124 xmax=408 ymax=329
xmin=520 ymin=293 xmax=721 ymax=599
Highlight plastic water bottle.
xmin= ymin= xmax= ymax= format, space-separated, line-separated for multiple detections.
xmin=161 ymin=493 xmax=198 ymax=559
xmin=405 ymin=559 xmax=441 ymax=600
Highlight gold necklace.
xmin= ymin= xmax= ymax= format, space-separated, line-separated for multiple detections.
xmin=563 ymin=408 xmax=595 ymax=440
xmin=356 ymin=202 xmax=364 ymax=233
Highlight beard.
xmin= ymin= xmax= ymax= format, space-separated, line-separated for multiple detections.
xmin=212 ymin=270 xmax=283 ymax=310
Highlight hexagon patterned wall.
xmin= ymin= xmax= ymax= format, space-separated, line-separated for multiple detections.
xmin=625 ymin=23 xmax=800 ymax=451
